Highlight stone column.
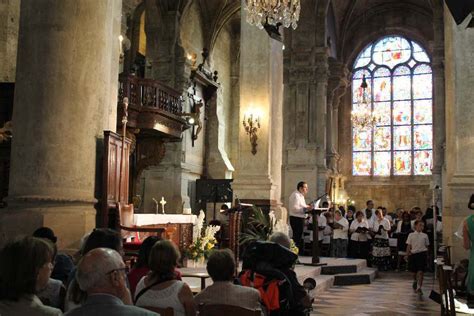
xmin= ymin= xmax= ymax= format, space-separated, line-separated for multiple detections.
xmin=443 ymin=6 xmax=474 ymax=262
xmin=0 ymin=0 xmax=20 ymax=82
xmin=326 ymin=58 xmax=349 ymax=173
xmin=431 ymin=1 xmax=445 ymax=188
xmin=314 ymin=52 xmax=329 ymax=196
xmin=0 ymin=0 xmax=121 ymax=250
xmin=232 ymin=6 xmax=285 ymax=217
xmin=281 ymin=0 xmax=330 ymax=207
xmin=206 ymin=89 xmax=235 ymax=179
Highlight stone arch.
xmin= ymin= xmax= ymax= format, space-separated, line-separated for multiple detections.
xmin=179 ymin=0 xmax=205 ymax=64
xmin=340 ymin=3 xmax=433 ymax=64
xmin=207 ymin=2 xmax=240 ymax=57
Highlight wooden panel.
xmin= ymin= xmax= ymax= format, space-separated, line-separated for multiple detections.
xmin=134 ymin=222 xmax=193 ymax=253
xmin=118 ymin=75 xmax=189 ymax=140
xmin=102 ymin=131 xmax=131 ymax=227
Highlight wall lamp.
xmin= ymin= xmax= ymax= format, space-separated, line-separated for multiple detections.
xmin=242 ymin=111 xmax=261 ymax=155
xmin=179 ymin=97 xmax=203 ymax=144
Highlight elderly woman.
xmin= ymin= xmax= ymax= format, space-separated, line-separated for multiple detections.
xmin=0 ymin=236 xmax=62 ymax=315
xmin=134 ymin=240 xmax=195 ymax=316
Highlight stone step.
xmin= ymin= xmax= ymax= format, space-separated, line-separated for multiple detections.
xmin=332 ymin=268 xmax=378 ymax=286
xmin=297 ymin=256 xmax=367 ymax=274
xmin=321 ymin=264 xmax=358 ymax=275
xmin=314 ymin=275 xmax=335 ymax=294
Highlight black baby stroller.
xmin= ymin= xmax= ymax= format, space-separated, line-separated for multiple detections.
xmin=239 ymin=241 xmax=311 ymax=316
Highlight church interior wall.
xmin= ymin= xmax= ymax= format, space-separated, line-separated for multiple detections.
xmin=203 ymin=20 xmax=237 ymax=181
xmin=125 ymin=0 xmax=208 ymax=214
xmin=180 ymin=0 xmax=205 ymax=63
xmin=1 ymin=0 xmax=474 ymax=257
xmin=211 ymin=24 xmax=232 ymax=157
xmin=337 ymin=2 xmax=436 ymax=215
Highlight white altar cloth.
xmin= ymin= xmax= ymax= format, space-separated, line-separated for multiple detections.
xmin=133 ymin=214 xmax=198 ymax=226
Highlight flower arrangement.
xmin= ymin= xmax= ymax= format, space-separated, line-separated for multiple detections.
xmin=186 ymin=223 xmax=220 ymax=261
xmin=289 ymin=238 xmax=299 ymax=255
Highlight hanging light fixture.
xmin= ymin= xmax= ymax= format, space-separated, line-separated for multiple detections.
xmin=245 ymin=0 xmax=301 ymax=30
xmin=351 ymin=75 xmax=380 ymax=130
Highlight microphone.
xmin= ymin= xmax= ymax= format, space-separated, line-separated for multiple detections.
xmin=235 ymin=194 xmax=241 ymax=205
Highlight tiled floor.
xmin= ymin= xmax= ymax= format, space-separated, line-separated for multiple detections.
xmin=312 ymin=271 xmax=440 ymax=315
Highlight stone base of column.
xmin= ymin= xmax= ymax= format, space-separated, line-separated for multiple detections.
xmin=0 ymin=201 xmax=96 ymax=252
xmin=232 ymin=176 xmax=287 ymax=222
xmin=443 ymin=182 xmax=473 ymax=263
xmin=232 ymin=176 xmax=275 ymax=201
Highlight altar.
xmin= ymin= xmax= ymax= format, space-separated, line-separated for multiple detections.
xmin=133 ymin=214 xmax=197 ymax=252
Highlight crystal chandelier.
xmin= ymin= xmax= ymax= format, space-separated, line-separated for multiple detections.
xmin=245 ymin=0 xmax=301 ymax=30
xmin=351 ymin=75 xmax=380 ymax=130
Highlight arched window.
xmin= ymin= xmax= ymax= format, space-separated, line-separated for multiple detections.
xmin=352 ymin=35 xmax=433 ymax=176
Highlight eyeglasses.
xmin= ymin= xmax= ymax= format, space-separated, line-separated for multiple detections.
xmin=106 ymin=267 xmax=127 ymax=275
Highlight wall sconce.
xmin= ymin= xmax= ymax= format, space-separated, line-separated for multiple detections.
xmin=180 ymin=97 xmax=203 ymax=146
xmin=187 ymin=53 xmax=197 ymax=70
xmin=242 ymin=112 xmax=261 ymax=155
xmin=118 ymin=34 xmax=131 ymax=64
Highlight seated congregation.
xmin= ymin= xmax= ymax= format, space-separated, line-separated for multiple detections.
xmin=0 ymin=227 xmax=312 ymax=316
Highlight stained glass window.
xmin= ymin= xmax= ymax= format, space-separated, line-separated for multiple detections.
xmin=352 ymin=35 xmax=433 ymax=176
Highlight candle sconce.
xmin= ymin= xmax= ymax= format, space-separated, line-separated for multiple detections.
xmin=242 ymin=113 xmax=261 ymax=155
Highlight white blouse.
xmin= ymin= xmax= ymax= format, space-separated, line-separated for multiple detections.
xmin=372 ymin=218 xmax=391 ymax=239
xmin=350 ymin=219 xmax=370 ymax=242
xmin=332 ymin=217 xmax=349 ymax=240
xmin=135 ymin=278 xmax=186 ymax=316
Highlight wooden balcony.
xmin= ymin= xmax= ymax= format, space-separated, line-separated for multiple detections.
xmin=118 ymin=75 xmax=188 ymax=139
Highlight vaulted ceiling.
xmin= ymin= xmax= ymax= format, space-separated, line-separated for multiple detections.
xmin=330 ymin=0 xmax=436 ymax=63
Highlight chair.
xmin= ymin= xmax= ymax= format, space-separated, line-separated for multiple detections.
xmin=198 ymin=303 xmax=261 ymax=316
xmin=116 ymin=203 xmax=165 ymax=255
xmin=438 ymin=264 xmax=456 ymax=316
xmin=142 ymin=306 xmax=174 ymax=316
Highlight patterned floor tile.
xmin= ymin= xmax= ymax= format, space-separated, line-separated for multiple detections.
xmin=311 ymin=271 xmax=440 ymax=315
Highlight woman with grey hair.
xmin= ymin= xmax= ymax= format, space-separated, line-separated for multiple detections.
xmin=269 ymin=232 xmax=292 ymax=249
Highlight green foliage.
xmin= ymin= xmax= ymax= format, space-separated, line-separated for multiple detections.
xmin=239 ymin=206 xmax=274 ymax=245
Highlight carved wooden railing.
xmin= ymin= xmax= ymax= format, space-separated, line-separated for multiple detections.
xmin=119 ymin=75 xmax=182 ymax=114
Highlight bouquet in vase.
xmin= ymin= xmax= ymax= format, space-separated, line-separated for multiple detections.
xmin=185 ymin=223 xmax=220 ymax=261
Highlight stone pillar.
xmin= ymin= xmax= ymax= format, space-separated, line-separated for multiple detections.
xmin=326 ymin=57 xmax=349 ymax=173
xmin=144 ymin=0 xmax=184 ymax=89
xmin=0 ymin=0 xmax=20 ymax=82
xmin=431 ymin=1 xmax=445 ymax=189
xmin=314 ymin=52 xmax=329 ymax=197
xmin=232 ymin=6 xmax=285 ymax=218
xmin=281 ymin=0 xmax=330 ymax=209
xmin=206 ymin=89 xmax=235 ymax=179
xmin=443 ymin=6 xmax=474 ymax=262
xmin=0 ymin=0 xmax=121 ymax=250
